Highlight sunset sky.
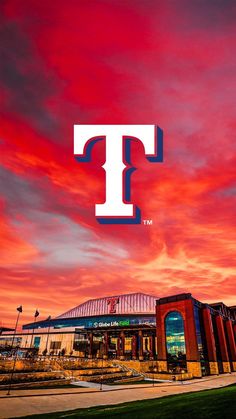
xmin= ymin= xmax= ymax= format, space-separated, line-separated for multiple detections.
xmin=0 ymin=0 xmax=236 ymax=328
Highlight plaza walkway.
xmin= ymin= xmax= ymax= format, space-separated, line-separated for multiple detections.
xmin=0 ymin=373 xmax=235 ymax=418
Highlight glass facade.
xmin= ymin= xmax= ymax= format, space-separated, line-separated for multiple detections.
xmin=165 ymin=311 xmax=186 ymax=356
xmin=165 ymin=311 xmax=186 ymax=371
xmin=193 ymin=304 xmax=208 ymax=375
xmin=194 ymin=305 xmax=203 ymax=352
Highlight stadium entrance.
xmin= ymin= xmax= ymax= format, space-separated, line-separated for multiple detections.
xmin=75 ymin=324 xmax=157 ymax=360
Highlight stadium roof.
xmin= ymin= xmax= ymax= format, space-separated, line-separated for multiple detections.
xmin=57 ymin=292 xmax=158 ymax=319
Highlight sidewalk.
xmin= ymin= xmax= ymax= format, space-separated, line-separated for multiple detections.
xmin=0 ymin=373 xmax=235 ymax=418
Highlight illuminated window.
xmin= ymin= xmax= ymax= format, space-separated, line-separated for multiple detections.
xmin=33 ymin=337 xmax=41 ymax=348
xmin=165 ymin=311 xmax=186 ymax=358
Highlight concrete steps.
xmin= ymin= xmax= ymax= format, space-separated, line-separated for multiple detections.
xmin=74 ymin=371 xmax=132 ymax=383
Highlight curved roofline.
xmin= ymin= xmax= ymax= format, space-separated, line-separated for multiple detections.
xmin=57 ymin=292 xmax=158 ymax=319
xmin=58 ymin=312 xmax=156 ymax=320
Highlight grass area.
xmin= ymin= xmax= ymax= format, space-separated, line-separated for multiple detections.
xmin=22 ymin=384 xmax=236 ymax=418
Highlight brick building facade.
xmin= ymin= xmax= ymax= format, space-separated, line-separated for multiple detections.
xmin=156 ymin=293 xmax=236 ymax=377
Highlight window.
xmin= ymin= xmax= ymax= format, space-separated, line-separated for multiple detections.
xmin=33 ymin=337 xmax=41 ymax=348
xmin=50 ymin=341 xmax=61 ymax=350
xmin=165 ymin=311 xmax=186 ymax=370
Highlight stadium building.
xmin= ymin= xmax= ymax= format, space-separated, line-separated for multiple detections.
xmin=1 ymin=292 xmax=236 ymax=378
xmin=21 ymin=293 xmax=157 ymax=361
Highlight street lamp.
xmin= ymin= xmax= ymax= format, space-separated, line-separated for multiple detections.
xmin=7 ymin=305 xmax=23 ymax=395
xmin=45 ymin=316 xmax=51 ymax=356
xmin=29 ymin=309 xmax=40 ymax=349
xmin=100 ymin=335 xmax=105 ymax=391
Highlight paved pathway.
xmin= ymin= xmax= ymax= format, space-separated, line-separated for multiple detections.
xmin=0 ymin=373 xmax=235 ymax=418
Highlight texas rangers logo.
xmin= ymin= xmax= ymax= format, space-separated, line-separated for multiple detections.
xmin=107 ymin=297 xmax=119 ymax=314
xmin=74 ymin=125 xmax=163 ymax=224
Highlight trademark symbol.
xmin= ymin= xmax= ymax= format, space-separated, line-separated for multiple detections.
xmin=143 ymin=219 xmax=153 ymax=225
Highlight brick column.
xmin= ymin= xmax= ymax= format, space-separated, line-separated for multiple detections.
xmin=88 ymin=332 xmax=93 ymax=359
xmin=138 ymin=330 xmax=144 ymax=360
xmin=225 ymin=319 xmax=236 ymax=371
xmin=132 ymin=335 xmax=137 ymax=360
xmin=103 ymin=331 xmax=109 ymax=359
xmin=184 ymin=303 xmax=201 ymax=378
xmin=215 ymin=315 xmax=231 ymax=373
xmin=156 ymin=304 xmax=167 ymax=372
xmin=149 ymin=335 xmax=154 ymax=360
xmin=202 ymin=307 xmax=219 ymax=375
xmin=233 ymin=323 xmax=236 ymax=340
xmin=117 ymin=336 xmax=120 ymax=358
xmin=120 ymin=331 xmax=125 ymax=360
xmin=154 ymin=335 xmax=157 ymax=359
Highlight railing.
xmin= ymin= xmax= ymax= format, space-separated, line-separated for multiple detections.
xmin=112 ymin=361 xmax=144 ymax=379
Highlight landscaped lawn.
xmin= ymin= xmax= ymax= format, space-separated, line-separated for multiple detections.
xmin=23 ymin=384 xmax=236 ymax=418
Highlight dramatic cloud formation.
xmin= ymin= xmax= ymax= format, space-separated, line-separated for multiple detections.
xmin=0 ymin=0 xmax=235 ymax=327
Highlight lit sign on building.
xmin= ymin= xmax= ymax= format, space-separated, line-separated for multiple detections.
xmin=93 ymin=320 xmax=130 ymax=328
xmin=89 ymin=317 xmax=156 ymax=328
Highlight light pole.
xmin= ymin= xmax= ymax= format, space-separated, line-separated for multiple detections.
xmin=152 ymin=352 xmax=155 ymax=387
xmin=10 ymin=306 xmax=22 ymax=353
xmin=30 ymin=309 xmax=39 ymax=350
xmin=7 ymin=305 xmax=23 ymax=395
xmin=146 ymin=325 xmax=156 ymax=387
xmin=100 ymin=335 xmax=104 ymax=391
xmin=45 ymin=316 xmax=51 ymax=355
xmin=25 ymin=329 xmax=29 ymax=351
